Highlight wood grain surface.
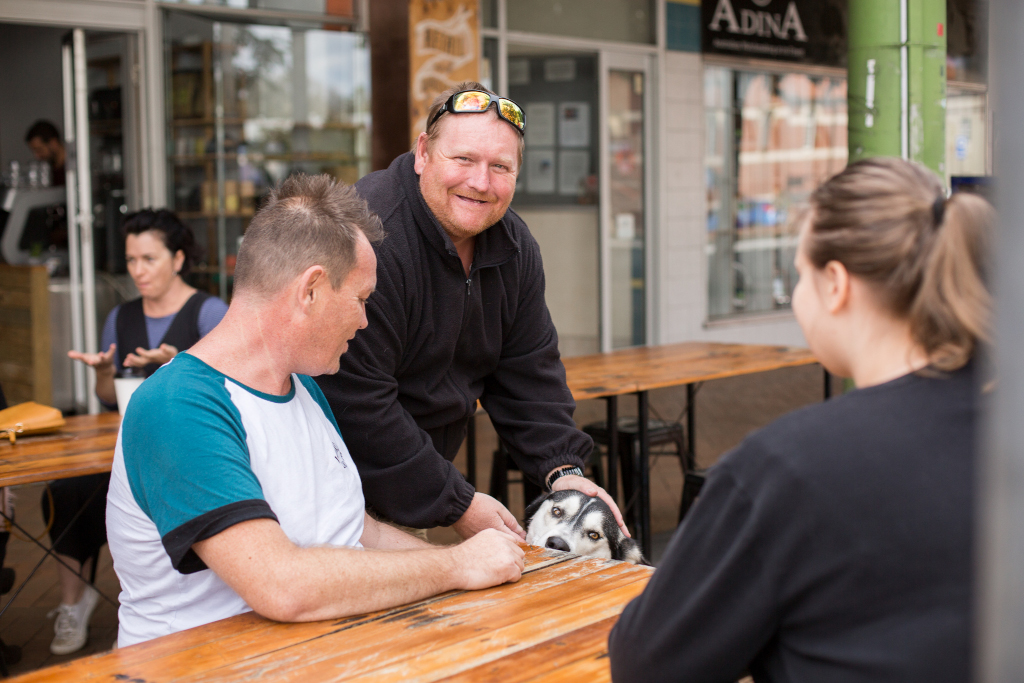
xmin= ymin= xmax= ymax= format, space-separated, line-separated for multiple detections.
xmin=562 ymin=341 xmax=818 ymax=399
xmin=0 ymin=413 xmax=119 ymax=487
xmin=11 ymin=547 xmax=652 ymax=683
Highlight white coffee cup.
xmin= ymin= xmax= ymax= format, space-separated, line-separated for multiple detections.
xmin=113 ymin=377 xmax=145 ymax=414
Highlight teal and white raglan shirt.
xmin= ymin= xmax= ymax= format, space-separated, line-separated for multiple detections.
xmin=106 ymin=353 xmax=365 ymax=646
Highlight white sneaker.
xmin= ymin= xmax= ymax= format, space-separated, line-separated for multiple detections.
xmin=48 ymin=586 xmax=99 ymax=655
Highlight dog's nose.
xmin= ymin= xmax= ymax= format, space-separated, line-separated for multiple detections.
xmin=545 ymin=537 xmax=570 ymax=552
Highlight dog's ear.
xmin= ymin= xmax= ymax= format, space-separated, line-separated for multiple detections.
xmin=523 ymin=492 xmax=550 ymax=528
xmin=618 ymin=537 xmax=648 ymax=566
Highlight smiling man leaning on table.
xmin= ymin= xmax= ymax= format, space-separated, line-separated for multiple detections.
xmin=105 ymin=174 xmax=524 ymax=647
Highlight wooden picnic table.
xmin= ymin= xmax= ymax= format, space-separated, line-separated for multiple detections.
xmin=562 ymin=341 xmax=819 ymax=400
xmin=0 ymin=413 xmax=120 ymax=487
xmin=565 ymin=342 xmax=822 ymax=557
xmin=10 ymin=545 xmax=653 ymax=682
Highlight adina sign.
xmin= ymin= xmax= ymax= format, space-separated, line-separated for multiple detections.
xmin=702 ymin=0 xmax=847 ymax=67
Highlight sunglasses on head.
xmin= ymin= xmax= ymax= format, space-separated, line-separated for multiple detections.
xmin=428 ymin=90 xmax=525 ymax=135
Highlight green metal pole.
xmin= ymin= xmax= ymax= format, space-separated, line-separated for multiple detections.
xmin=849 ymin=0 xmax=946 ymax=178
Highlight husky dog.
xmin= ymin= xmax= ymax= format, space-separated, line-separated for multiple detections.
xmin=524 ymin=490 xmax=646 ymax=565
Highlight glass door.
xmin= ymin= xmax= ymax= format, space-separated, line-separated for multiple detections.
xmin=600 ymin=52 xmax=651 ymax=350
xmin=62 ymin=28 xmax=143 ymax=414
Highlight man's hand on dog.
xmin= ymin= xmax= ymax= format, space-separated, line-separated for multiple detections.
xmin=450 ymin=528 xmax=525 ymax=589
xmin=453 ymin=492 xmax=526 ymax=541
xmin=550 ymin=474 xmax=630 ymax=538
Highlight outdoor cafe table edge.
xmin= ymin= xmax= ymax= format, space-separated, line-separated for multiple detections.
xmin=0 ymin=412 xmax=120 ymax=488
xmin=10 ymin=545 xmax=654 ymax=683
xmin=561 ymin=341 xmax=821 ymax=558
xmin=562 ymin=341 xmax=819 ymax=400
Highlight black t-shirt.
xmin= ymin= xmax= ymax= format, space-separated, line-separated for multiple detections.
xmin=609 ymin=363 xmax=977 ymax=683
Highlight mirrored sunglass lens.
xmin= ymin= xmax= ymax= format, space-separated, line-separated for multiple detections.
xmin=453 ymin=91 xmax=492 ymax=112
xmin=499 ymin=100 xmax=525 ymax=130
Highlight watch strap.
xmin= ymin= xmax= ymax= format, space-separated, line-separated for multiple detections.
xmin=545 ymin=465 xmax=584 ymax=491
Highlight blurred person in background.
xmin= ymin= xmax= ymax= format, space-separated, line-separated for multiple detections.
xmin=24 ymin=120 xmax=66 ymax=186
xmin=56 ymin=209 xmax=227 ymax=655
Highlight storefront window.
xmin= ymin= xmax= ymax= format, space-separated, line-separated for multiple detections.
xmin=947 ymin=0 xmax=987 ymax=84
xmin=946 ymin=86 xmax=987 ymax=182
xmin=706 ymin=66 xmax=848 ymax=319
xmin=164 ymin=11 xmax=370 ymax=297
xmin=508 ymin=0 xmax=654 ymax=45
xmin=481 ymin=0 xmax=498 ymax=29
xmin=159 ymin=0 xmax=355 ymax=17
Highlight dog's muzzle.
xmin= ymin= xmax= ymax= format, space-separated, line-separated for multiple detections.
xmin=545 ymin=536 xmax=571 ymax=552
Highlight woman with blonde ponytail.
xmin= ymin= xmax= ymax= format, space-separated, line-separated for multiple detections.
xmin=610 ymin=158 xmax=992 ymax=683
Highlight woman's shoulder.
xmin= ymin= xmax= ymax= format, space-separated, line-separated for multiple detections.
xmin=726 ymin=364 xmax=977 ymax=484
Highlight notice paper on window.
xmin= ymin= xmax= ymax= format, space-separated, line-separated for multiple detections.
xmin=559 ymin=102 xmax=590 ymax=147
xmin=525 ymin=103 xmax=556 ymax=147
xmin=525 ymin=148 xmax=556 ymax=194
xmin=558 ymin=150 xmax=590 ymax=196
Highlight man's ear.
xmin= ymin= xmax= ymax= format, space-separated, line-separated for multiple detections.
xmin=821 ymin=259 xmax=851 ymax=315
xmin=295 ymin=265 xmax=327 ymax=310
xmin=413 ymin=132 xmax=430 ymax=174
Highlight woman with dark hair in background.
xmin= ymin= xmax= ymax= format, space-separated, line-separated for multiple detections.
xmin=55 ymin=209 xmax=227 ymax=655
xmin=610 ymin=158 xmax=993 ymax=683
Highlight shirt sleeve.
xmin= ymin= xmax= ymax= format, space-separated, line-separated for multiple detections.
xmin=608 ymin=448 xmax=782 ymax=683
xmin=197 ymin=296 xmax=229 ymax=337
xmin=120 ymin=365 xmax=278 ymax=573
xmin=479 ymin=230 xmax=591 ymax=486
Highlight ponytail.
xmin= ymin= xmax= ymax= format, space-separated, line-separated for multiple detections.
xmin=807 ymin=158 xmax=993 ymax=372
xmin=909 ymin=191 xmax=993 ymax=371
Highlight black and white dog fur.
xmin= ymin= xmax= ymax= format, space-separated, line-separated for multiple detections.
xmin=524 ymin=490 xmax=646 ymax=565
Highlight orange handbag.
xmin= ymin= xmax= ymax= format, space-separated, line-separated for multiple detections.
xmin=0 ymin=402 xmax=65 ymax=444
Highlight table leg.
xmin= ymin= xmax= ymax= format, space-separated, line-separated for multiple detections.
xmin=686 ymin=383 xmax=696 ymax=472
xmin=637 ymin=391 xmax=651 ymax=560
xmin=0 ymin=480 xmax=118 ymax=622
xmin=466 ymin=414 xmax=476 ymax=488
xmin=605 ymin=397 xmax=619 ymax=506
xmin=606 ymin=396 xmax=619 ymax=508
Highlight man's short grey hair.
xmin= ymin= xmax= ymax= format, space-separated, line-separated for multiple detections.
xmin=233 ymin=174 xmax=383 ymax=297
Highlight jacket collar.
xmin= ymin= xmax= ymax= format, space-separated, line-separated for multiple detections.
xmin=395 ymin=152 xmax=520 ymax=274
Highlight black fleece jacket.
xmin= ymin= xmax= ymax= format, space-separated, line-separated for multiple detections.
xmin=315 ymin=152 xmax=591 ymax=528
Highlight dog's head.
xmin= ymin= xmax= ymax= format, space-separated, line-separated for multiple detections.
xmin=524 ymin=490 xmax=645 ymax=565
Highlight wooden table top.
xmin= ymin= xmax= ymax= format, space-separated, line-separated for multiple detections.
xmin=0 ymin=413 xmax=120 ymax=487
xmin=563 ymin=341 xmax=819 ymax=400
xmin=12 ymin=545 xmax=652 ymax=683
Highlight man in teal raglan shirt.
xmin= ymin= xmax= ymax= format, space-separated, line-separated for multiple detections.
xmin=105 ymin=174 xmax=524 ymax=646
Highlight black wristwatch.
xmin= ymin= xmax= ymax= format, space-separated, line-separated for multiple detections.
xmin=545 ymin=466 xmax=584 ymax=491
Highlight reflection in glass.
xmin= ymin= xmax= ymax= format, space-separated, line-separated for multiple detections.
xmin=158 ymin=0 xmax=355 ymax=16
xmin=946 ymin=88 xmax=987 ymax=182
xmin=608 ymin=70 xmax=645 ymax=349
xmin=706 ymin=67 xmax=848 ymax=318
xmin=481 ymin=36 xmax=498 ymax=92
xmin=508 ymin=0 xmax=654 ymax=45
xmin=165 ymin=13 xmax=370 ymax=298
xmin=481 ymin=0 xmax=498 ymax=29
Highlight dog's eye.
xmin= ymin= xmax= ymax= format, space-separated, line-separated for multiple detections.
xmin=588 ymin=531 xmax=601 ymax=541
xmin=551 ymin=507 xmax=562 ymax=518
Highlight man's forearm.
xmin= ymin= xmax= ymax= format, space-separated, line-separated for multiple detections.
xmin=196 ymin=519 xmax=460 ymax=622
xmin=272 ymin=543 xmax=460 ymax=620
xmin=363 ymin=514 xmax=435 ymax=551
